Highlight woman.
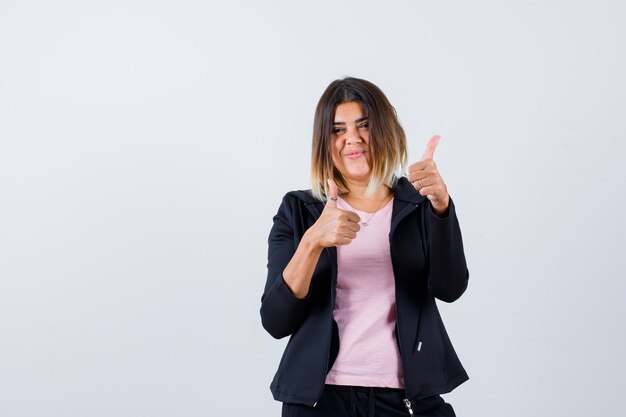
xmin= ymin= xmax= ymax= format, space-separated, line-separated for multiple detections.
xmin=261 ymin=77 xmax=469 ymax=416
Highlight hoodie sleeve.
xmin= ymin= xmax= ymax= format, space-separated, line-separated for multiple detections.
xmin=260 ymin=193 xmax=311 ymax=339
xmin=424 ymin=196 xmax=469 ymax=302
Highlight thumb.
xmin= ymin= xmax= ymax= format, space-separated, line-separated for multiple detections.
xmin=326 ymin=178 xmax=338 ymax=208
xmin=421 ymin=134 xmax=441 ymax=161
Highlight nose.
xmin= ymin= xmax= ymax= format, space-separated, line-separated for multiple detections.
xmin=345 ymin=127 xmax=363 ymax=144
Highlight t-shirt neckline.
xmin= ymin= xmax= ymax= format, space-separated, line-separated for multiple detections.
xmin=337 ymin=195 xmax=394 ymax=215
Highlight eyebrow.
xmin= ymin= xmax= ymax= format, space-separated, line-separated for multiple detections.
xmin=332 ymin=116 xmax=368 ymax=125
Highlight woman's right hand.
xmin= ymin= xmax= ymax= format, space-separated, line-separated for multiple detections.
xmin=307 ymin=179 xmax=361 ymax=247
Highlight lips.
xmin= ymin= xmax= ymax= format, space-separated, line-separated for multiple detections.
xmin=344 ymin=150 xmax=365 ymax=159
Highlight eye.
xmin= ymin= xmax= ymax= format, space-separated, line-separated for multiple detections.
xmin=358 ymin=122 xmax=369 ymax=129
xmin=332 ymin=127 xmax=345 ymax=134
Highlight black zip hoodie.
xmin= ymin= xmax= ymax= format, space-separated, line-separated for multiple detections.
xmin=260 ymin=176 xmax=469 ymax=407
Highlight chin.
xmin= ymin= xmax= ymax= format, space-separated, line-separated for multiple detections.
xmin=344 ymin=170 xmax=371 ymax=182
xmin=335 ymin=160 xmax=371 ymax=183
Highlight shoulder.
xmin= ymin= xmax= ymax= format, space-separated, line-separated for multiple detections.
xmin=271 ymin=189 xmax=323 ymax=233
xmin=272 ymin=189 xmax=322 ymax=219
xmin=280 ymin=189 xmax=323 ymax=205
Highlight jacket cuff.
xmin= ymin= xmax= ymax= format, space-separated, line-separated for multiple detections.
xmin=427 ymin=197 xmax=456 ymax=222
xmin=276 ymin=273 xmax=311 ymax=303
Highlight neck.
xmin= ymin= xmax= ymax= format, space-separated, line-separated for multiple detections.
xmin=343 ymin=178 xmax=391 ymax=202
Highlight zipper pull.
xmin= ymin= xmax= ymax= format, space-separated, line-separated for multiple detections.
xmin=403 ymin=398 xmax=414 ymax=416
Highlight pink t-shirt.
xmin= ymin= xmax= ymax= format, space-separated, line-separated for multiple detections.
xmin=325 ymin=195 xmax=404 ymax=388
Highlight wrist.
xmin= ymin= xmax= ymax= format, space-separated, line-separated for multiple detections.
xmin=302 ymin=228 xmax=323 ymax=251
xmin=431 ymin=194 xmax=450 ymax=217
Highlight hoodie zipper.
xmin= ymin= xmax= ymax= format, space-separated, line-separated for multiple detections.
xmin=413 ymin=200 xmax=428 ymax=355
xmin=303 ymin=202 xmax=331 ymax=408
xmin=412 ymin=304 xmax=423 ymax=353
xmin=312 ymin=318 xmax=332 ymax=407
xmin=403 ymin=398 xmax=415 ymax=415
xmin=390 ymin=201 xmax=422 ymax=415
xmin=395 ymin=309 xmax=415 ymax=416
xmin=313 ymin=245 xmax=336 ymax=408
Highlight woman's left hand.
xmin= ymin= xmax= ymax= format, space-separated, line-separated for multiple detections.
xmin=408 ymin=135 xmax=450 ymax=216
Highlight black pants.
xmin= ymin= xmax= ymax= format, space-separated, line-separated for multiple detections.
xmin=282 ymin=384 xmax=456 ymax=417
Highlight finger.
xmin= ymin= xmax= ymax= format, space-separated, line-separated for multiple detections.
xmin=337 ymin=209 xmax=360 ymax=223
xmin=407 ymin=170 xmax=428 ymax=183
xmin=333 ymin=232 xmax=356 ymax=245
xmin=412 ymin=178 xmax=431 ymax=191
xmin=326 ymin=178 xmax=338 ymax=208
xmin=343 ymin=210 xmax=361 ymax=224
xmin=420 ymin=135 xmax=441 ymax=161
xmin=345 ymin=221 xmax=361 ymax=233
xmin=412 ymin=181 xmax=434 ymax=193
xmin=407 ymin=160 xmax=427 ymax=174
xmin=345 ymin=231 xmax=358 ymax=240
xmin=407 ymin=159 xmax=435 ymax=174
xmin=336 ymin=237 xmax=354 ymax=246
xmin=417 ymin=185 xmax=442 ymax=198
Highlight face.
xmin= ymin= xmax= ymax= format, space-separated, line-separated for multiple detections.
xmin=331 ymin=101 xmax=371 ymax=184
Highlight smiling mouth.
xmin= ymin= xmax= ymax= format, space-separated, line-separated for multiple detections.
xmin=345 ymin=151 xmax=365 ymax=159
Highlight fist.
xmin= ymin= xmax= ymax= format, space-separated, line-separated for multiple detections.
xmin=407 ymin=135 xmax=450 ymax=215
xmin=310 ymin=179 xmax=361 ymax=247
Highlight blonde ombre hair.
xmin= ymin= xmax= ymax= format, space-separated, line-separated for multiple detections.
xmin=310 ymin=77 xmax=408 ymax=201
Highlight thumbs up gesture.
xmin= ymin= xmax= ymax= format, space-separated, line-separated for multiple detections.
xmin=308 ymin=179 xmax=362 ymax=247
xmin=408 ymin=135 xmax=450 ymax=216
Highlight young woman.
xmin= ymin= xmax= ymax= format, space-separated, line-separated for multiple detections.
xmin=261 ymin=77 xmax=469 ymax=416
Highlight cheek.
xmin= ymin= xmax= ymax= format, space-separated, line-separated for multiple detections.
xmin=332 ymin=139 xmax=343 ymax=158
xmin=334 ymin=137 xmax=345 ymax=150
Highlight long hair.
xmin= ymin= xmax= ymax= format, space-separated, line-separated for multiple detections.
xmin=310 ymin=77 xmax=408 ymax=201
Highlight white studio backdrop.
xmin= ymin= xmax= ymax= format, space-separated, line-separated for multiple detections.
xmin=1 ymin=1 xmax=625 ymax=416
